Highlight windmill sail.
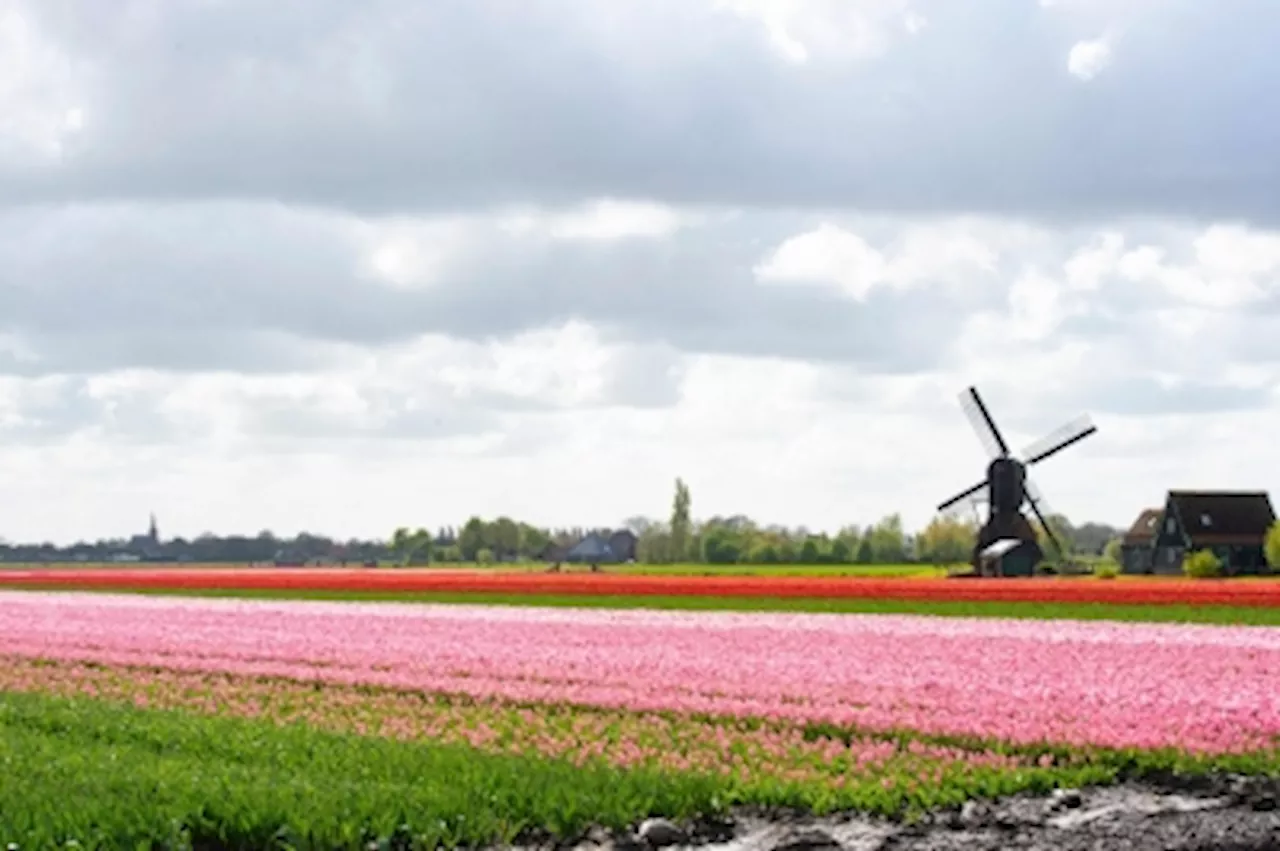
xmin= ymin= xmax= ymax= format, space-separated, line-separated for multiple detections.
xmin=959 ymin=386 xmax=1010 ymax=459
xmin=1023 ymin=477 xmax=1063 ymax=557
xmin=949 ymin=491 xmax=986 ymax=525
xmin=1021 ymin=415 xmax=1097 ymax=467
xmin=938 ymin=478 xmax=986 ymax=514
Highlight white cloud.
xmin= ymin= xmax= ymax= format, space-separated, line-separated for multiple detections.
xmin=753 ymin=220 xmax=1000 ymax=300
xmin=1067 ymin=34 xmax=1113 ymax=80
xmin=0 ymin=4 xmax=87 ymax=161
xmin=360 ymin=218 xmax=476 ymax=290
xmin=755 ymin=223 xmax=890 ymax=299
xmin=711 ymin=0 xmax=922 ymax=64
xmin=497 ymin=199 xmax=697 ymax=242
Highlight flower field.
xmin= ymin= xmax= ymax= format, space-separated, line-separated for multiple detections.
xmin=3 ymin=588 xmax=1279 ymax=848
xmin=4 ymin=591 xmax=1279 ymax=752
xmin=4 ymin=565 xmax=1280 ymax=607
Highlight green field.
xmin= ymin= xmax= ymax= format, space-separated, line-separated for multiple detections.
xmin=4 ymin=680 xmax=1276 ymax=850
xmin=15 ymin=584 xmax=1280 ymax=625
xmin=0 ymin=690 xmax=726 ymax=849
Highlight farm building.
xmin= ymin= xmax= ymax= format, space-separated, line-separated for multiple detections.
xmin=1120 ymin=491 xmax=1276 ymax=576
xmin=562 ymin=529 xmax=638 ymax=564
xmin=1118 ymin=507 xmax=1161 ymax=573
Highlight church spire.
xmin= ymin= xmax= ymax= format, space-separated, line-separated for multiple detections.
xmin=148 ymin=512 xmax=159 ymax=544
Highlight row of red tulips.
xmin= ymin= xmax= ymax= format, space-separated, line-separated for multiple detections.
xmin=3 ymin=567 xmax=1280 ymax=607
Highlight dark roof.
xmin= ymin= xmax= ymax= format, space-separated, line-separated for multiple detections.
xmin=566 ymin=532 xmax=613 ymax=559
xmin=1122 ymin=508 xmax=1162 ymax=544
xmin=1168 ymin=491 xmax=1276 ymax=543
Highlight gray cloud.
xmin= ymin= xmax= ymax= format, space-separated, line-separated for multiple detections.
xmin=0 ymin=204 xmax=997 ymax=378
xmin=4 ymin=0 xmax=1280 ymax=224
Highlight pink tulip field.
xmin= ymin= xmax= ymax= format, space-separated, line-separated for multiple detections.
xmin=3 ymin=590 xmax=1280 ymax=753
xmin=2 ymin=588 xmax=1279 ymax=848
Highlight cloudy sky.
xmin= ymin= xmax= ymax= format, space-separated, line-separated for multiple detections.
xmin=2 ymin=0 xmax=1279 ymax=544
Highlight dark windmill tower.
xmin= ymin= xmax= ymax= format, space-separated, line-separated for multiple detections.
xmin=937 ymin=387 xmax=1098 ymax=576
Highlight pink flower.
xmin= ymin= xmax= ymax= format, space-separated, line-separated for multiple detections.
xmin=2 ymin=591 xmax=1278 ymax=754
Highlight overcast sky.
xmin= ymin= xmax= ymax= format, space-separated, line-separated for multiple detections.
xmin=2 ymin=0 xmax=1279 ymax=544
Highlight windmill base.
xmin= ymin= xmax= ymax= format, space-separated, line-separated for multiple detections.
xmin=973 ymin=512 xmax=1043 ymax=577
xmin=976 ymin=539 xmax=1042 ymax=577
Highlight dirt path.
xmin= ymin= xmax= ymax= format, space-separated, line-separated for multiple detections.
xmin=559 ymin=775 xmax=1279 ymax=851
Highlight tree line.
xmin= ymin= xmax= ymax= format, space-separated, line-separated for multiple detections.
xmin=1 ymin=479 xmax=1121 ymax=565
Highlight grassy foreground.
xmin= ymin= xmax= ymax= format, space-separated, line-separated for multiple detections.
xmin=26 ymin=584 xmax=1280 ymax=625
xmin=0 ymin=686 xmax=1110 ymax=851
xmin=7 ymin=674 xmax=1279 ymax=851
xmin=0 ymin=690 xmax=727 ymax=850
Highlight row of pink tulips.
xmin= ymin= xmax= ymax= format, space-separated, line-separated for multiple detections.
xmin=0 ymin=656 xmax=1033 ymax=789
xmin=2 ymin=591 xmax=1278 ymax=753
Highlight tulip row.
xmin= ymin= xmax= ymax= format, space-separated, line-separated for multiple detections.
xmin=0 ymin=656 xmax=1075 ymax=809
xmin=3 ymin=566 xmax=1280 ymax=606
xmin=4 ymin=591 xmax=1279 ymax=754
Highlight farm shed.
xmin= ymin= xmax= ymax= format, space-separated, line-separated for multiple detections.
xmin=562 ymin=529 xmax=637 ymax=564
xmin=1126 ymin=491 xmax=1276 ymax=576
xmin=1118 ymin=507 xmax=1161 ymax=573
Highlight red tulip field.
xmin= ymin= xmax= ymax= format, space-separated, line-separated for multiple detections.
xmin=5 ymin=564 xmax=1280 ymax=607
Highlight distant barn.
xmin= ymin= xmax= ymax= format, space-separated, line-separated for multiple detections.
xmin=1119 ymin=507 xmax=1162 ymax=573
xmin=563 ymin=529 xmax=638 ymax=565
xmin=1120 ymin=491 xmax=1276 ymax=576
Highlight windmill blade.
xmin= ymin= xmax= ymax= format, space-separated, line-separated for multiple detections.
xmin=1024 ymin=477 xmax=1063 ymax=558
xmin=962 ymin=493 xmax=987 ymax=526
xmin=959 ymin=386 xmax=1011 ymax=459
xmin=938 ymin=479 xmax=986 ymax=514
xmin=939 ymin=488 xmax=986 ymax=522
xmin=1020 ymin=415 xmax=1097 ymax=467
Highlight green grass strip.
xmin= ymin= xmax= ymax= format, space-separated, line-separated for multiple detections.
xmin=2 ymin=682 xmax=1278 ymax=849
xmin=0 ymin=690 xmax=732 ymax=850
xmin=26 ymin=584 xmax=1280 ymax=625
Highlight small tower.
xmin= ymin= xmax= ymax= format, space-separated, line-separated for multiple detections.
xmin=148 ymin=512 xmax=159 ymax=545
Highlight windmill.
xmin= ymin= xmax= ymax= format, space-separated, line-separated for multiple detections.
xmin=937 ymin=386 xmax=1098 ymax=576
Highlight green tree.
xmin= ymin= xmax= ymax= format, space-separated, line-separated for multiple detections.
xmin=915 ymin=516 xmax=976 ymax=565
xmin=1103 ymin=537 xmax=1123 ymax=565
xmin=867 ymin=514 xmax=908 ymax=563
xmin=747 ymin=538 xmax=781 ymax=563
xmin=1033 ymin=513 xmax=1075 ymax=561
xmin=829 ymin=536 xmax=853 ymax=564
xmin=458 ymin=517 xmax=487 ymax=562
xmin=636 ymin=524 xmax=673 ymax=563
xmin=798 ymin=536 xmax=825 ymax=564
xmin=855 ymin=535 xmax=874 ymax=564
xmin=406 ymin=528 xmax=433 ymax=565
xmin=1182 ymin=548 xmax=1222 ymax=579
xmin=700 ymin=522 xmax=745 ymax=564
xmin=490 ymin=516 xmax=521 ymax=561
xmin=833 ymin=526 xmax=861 ymax=564
xmin=1265 ymin=520 xmax=1280 ymax=572
xmin=670 ymin=478 xmax=692 ymax=562
xmin=519 ymin=524 xmax=551 ymax=560
xmin=390 ymin=527 xmax=412 ymax=565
